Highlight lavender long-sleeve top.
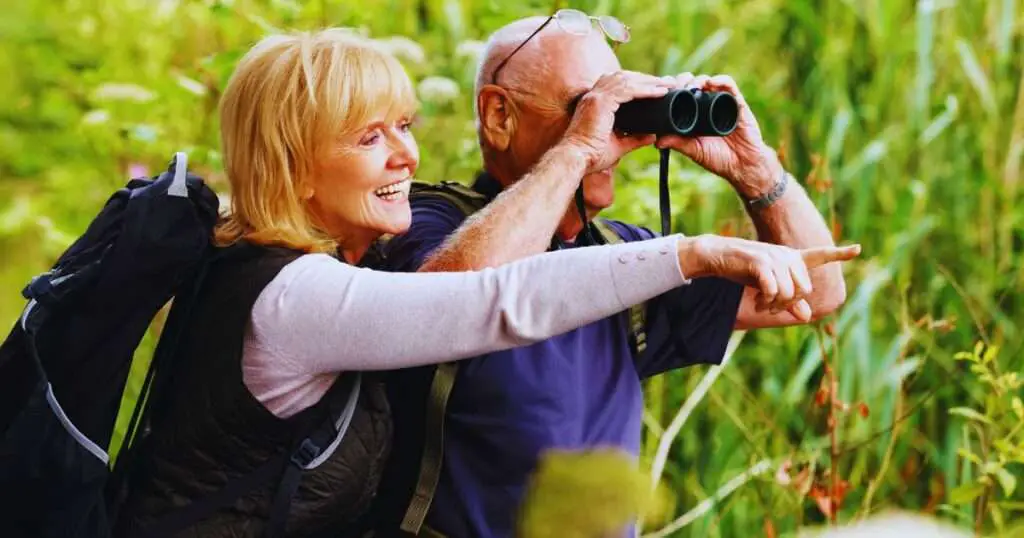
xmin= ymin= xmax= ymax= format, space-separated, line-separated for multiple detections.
xmin=241 ymin=234 xmax=688 ymax=418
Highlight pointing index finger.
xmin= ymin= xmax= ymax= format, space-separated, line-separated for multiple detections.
xmin=801 ymin=244 xmax=862 ymax=268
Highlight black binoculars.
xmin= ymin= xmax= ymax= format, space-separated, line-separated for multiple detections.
xmin=614 ymin=88 xmax=739 ymax=137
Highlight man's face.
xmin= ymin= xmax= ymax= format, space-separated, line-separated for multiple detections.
xmin=506 ymin=33 xmax=622 ymax=217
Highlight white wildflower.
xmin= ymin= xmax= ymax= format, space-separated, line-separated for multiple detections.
xmin=0 ymin=197 xmax=32 ymax=232
xmin=417 ymin=76 xmax=460 ymax=105
xmin=78 ymin=16 xmax=97 ymax=37
xmin=337 ymin=26 xmax=370 ymax=38
xmin=81 ymin=110 xmax=110 ymax=125
xmin=35 ymin=216 xmax=76 ymax=250
xmin=155 ymin=0 xmax=181 ymax=19
xmin=177 ymin=75 xmax=207 ymax=96
xmin=130 ymin=124 xmax=160 ymax=143
xmin=455 ymin=40 xmax=486 ymax=62
xmin=91 ymin=83 xmax=155 ymax=103
xmin=374 ymin=36 xmax=426 ymax=64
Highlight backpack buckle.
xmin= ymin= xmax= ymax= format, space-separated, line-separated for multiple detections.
xmin=290 ymin=438 xmax=322 ymax=468
xmin=22 ymin=272 xmax=54 ymax=301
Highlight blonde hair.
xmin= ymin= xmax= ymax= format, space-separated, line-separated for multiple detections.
xmin=215 ymin=28 xmax=418 ymax=253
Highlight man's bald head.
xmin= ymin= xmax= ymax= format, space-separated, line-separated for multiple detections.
xmin=474 ymin=16 xmax=621 ymax=113
xmin=473 ymin=14 xmax=627 ymax=222
xmin=473 ymin=16 xmax=550 ymax=96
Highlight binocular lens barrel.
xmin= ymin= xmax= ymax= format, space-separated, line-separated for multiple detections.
xmin=614 ymin=89 xmax=738 ymax=137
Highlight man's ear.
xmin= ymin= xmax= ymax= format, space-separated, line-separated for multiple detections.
xmin=478 ymin=85 xmax=515 ymax=152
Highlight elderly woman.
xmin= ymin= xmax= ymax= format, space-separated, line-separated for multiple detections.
xmin=113 ymin=29 xmax=694 ymax=537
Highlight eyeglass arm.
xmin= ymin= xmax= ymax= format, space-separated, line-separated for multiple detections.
xmin=490 ymin=15 xmax=555 ymax=85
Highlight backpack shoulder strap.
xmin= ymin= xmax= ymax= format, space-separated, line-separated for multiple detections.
xmin=143 ymin=372 xmax=361 ymax=538
xmin=397 ymin=218 xmax=649 ymax=536
xmin=266 ymin=372 xmax=362 ymax=537
xmin=399 ymin=362 xmax=459 ymax=535
xmin=397 ymin=188 xmax=653 ymax=536
xmin=592 ymin=219 xmax=648 ymax=358
xmin=409 ymin=181 xmax=489 ymax=218
xmin=397 ymin=181 xmax=484 ymax=535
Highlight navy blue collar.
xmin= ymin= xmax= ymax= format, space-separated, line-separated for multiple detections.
xmin=471 ymin=171 xmax=503 ymax=202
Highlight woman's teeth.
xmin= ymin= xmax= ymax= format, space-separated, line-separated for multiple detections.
xmin=374 ymin=179 xmax=410 ymax=201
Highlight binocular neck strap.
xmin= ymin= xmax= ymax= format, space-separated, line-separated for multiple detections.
xmin=574 ymin=186 xmax=597 ymax=245
xmin=659 ymin=148 xmax=671 ymax=237
xmin=574 ymin=147 xmax=673 ymax=245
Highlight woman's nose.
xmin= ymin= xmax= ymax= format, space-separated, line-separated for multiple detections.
xmin=388 ymin=133 xmax=418 ymax=172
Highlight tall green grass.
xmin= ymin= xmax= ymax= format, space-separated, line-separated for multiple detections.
xmin=0 ymin=0 xmax=1020 ymax=535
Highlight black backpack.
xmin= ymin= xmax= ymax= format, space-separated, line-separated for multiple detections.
xmin=0 ymin=153 xmax=359 ymax=538
xmin=372 ymin=181 xmax=649 ymax=537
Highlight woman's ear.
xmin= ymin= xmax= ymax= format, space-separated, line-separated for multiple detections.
xmin=478 ymin=86 xmax=515 ymax=152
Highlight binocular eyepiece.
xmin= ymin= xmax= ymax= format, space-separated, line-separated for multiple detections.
xmin=614 ymin=88 xmax=739 ymax=137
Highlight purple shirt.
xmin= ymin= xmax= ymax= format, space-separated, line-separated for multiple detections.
xmin=380 ymin=175 xmax=744 ymax=537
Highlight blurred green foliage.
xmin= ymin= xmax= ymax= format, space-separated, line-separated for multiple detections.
xmin=518 ymin=449 xmax=673 ymax=538
xmin=1 ymin=0 xmax=1022 ymax=536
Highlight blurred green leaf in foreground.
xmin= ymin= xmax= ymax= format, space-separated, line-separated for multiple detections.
xmin=517 ymin=449 xmax=672 ymax=538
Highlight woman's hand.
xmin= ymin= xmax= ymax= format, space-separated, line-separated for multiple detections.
xmin=678 ymin=235 xmax=861 ymax=321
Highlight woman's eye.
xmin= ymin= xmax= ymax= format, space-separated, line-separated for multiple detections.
xmin=360 ymin=131 xmax=381 ymax=146
xmin=399 ymin=120 xmax=413 ymax=132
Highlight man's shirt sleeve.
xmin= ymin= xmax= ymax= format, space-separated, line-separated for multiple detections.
xmin=380 ymin=196 xmax=468 ymax=273
xmin=604 ymin=220 xmax=745 ymax=378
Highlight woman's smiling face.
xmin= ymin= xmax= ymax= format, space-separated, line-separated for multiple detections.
xmin=307 ymin=112 xmax=419 ymax=251
xmin=215 ymin=29 xmax=423 ymax=259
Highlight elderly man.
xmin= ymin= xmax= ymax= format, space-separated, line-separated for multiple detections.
xmin=372 ymin=10 xmax=859 ymax=538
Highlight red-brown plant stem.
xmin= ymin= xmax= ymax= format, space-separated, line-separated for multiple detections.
xmin=816 ymin=327 xmax=840 ymax=525
xmin=829 ymin=337 xmax=839 ymax=526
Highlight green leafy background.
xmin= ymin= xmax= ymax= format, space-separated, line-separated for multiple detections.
xmin=1 ymin=0 xmax=1022 ymax=536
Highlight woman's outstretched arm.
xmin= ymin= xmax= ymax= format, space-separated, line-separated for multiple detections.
xmin=248 ymin=234 xmax=686 ymax=375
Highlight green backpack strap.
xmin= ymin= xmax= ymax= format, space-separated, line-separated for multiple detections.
xmin=409 ymin=180 xmax=489 ymax=217
xmin=396 ymin=193 xmax=646 ymax=536
xmin=400 ymin=362 xmax=459 ymax=535
xmin=592 ymin=219 xmax=648 ymax=357
xmin=399 ymin=181 xmax=485 ymax=536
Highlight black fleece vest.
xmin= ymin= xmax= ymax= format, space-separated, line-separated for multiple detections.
xmin=117 ymin=244 xmax=392 ymax=537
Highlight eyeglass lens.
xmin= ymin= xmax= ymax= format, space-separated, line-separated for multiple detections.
xmin=555 ymin=9 xmax=630 ymax=42
xmin=554 ymin=9 xmax=592 ymax=35
xmin=598 ymin=15 xmax=630 ymax=42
